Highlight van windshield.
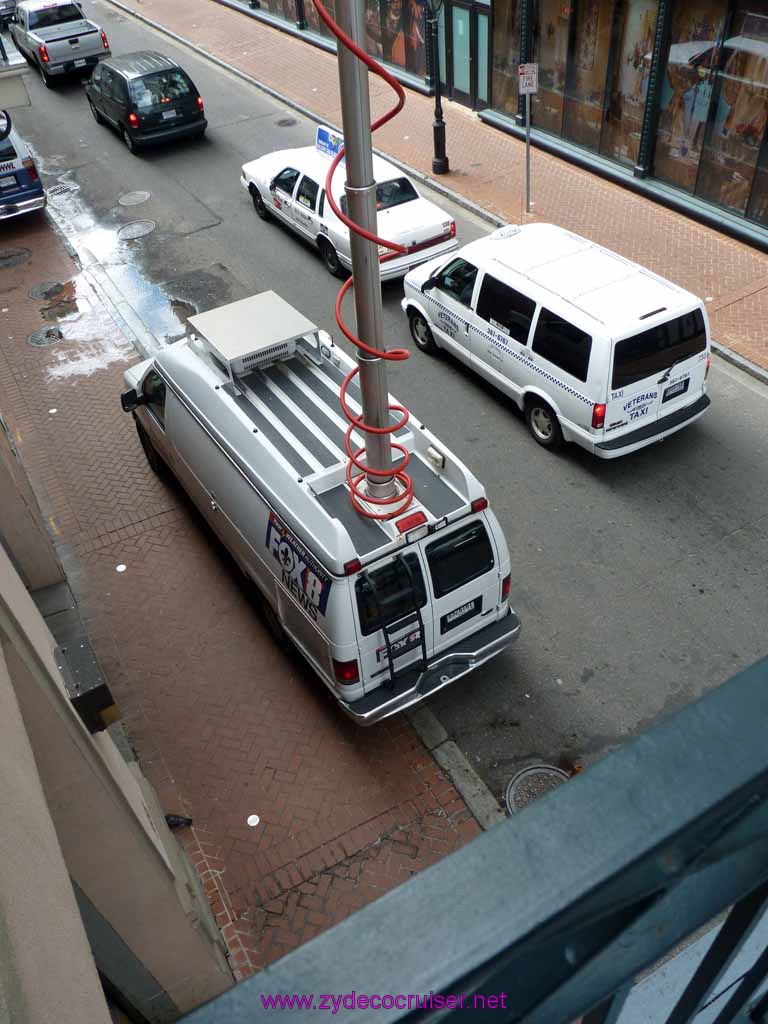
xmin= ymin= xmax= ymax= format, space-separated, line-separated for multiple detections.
xmin=426 ymin=521 xmax=494 ymax=599
xmin=612 ymin=309 xmax=707 ymax=389
xmin=356 ymin=554 xmax=426 ymax=636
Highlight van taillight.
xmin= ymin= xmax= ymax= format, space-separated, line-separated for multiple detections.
xmin=471 ymin=497 xmax=488 ymax=513
xmin=344 ymin=558 xmax=362 ymax=575
xmin=128 ymin=112 xmax=139 ymax=128
xmin=100 ymin=30 xmax=109 ymax=49
xmin=501 ymin=574 xmax=511 ymax=601
xmin=592 ymin=403 xmax=606 ymax=429
xmin=449 ymin=221 xmax=456 ymax=238
xmin=38 ymin=44 xmax=50 ymax=63
xmin=22 ymin=158 xmax=38 ymax=182
xmin=705 ymin=353 xmax=711 ymax=378
xmin=333 ymin=658 xmax=359 ymax=685
xmin=197 ymin=95 xmax=204 ymax=111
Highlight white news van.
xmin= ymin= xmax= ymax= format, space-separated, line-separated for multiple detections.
xmin=121 ymin=292 xmax=520 ymax=724
xmin=402 ymin=223 xmax=712 ymax=458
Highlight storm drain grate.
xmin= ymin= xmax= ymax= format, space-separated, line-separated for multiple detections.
xmin=119 ymin=190 xmax=151 ymax=206
xmin=505 ymin=765 xmax=570 ymax=815
xmin=0 ymin=247 xmax=32 ymax=270
xmin=28 ymin=325 xmax=63 ymax=347
xmin=117 ymin=220 xmax=156 ymax=241
xmin=47 ymin=182 xmax=80 ymax=201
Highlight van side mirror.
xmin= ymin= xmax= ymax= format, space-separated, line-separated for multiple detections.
xmin=120 ymin=388 xmax=144 ymax=412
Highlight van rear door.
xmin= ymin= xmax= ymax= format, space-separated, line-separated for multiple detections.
xmin=605 ymin=308 xmax=709 ymax=440
xmin=423 ymin=517 xmax=501 ymax=655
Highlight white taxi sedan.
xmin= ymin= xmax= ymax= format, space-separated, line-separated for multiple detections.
xmin=240 ymin=126 xmax=457 ymax=279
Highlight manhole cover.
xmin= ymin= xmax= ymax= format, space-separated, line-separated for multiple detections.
xmin=0 ymin=247 xmax=32 ymax=270
xmin=117 ymin=220 xmax=156 ymax=240
xmin=47 ymin=182 xmax=80 ymax=202
xmin=119 ymin=190 xmax=151 ymax=206
xmin=505 ymin=765 xmax=570 ymax=815
xmin=276 ymin=116 xmax=297 ymax=127
xmin=28 ymin=325 xmax=63 ymax=347
xmin=29 ymin=281 xmax=67 ymax=300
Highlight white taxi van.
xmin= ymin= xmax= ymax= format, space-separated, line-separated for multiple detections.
xmin=240 ymin=126 xmax=457 ymax=279
xmin=402 ymin=223 xmax=712 ymax=458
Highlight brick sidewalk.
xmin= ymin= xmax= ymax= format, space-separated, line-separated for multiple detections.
xmin=0 ymin=216 xmax=480 ymax=980
xmin=106 ymin=0 xmax=768 ymax=371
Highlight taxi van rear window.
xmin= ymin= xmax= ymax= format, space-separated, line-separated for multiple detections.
xmin=0 ymin=138 xmax=16 ymax=162
xmin=612 ymin=309 xmax=706 ymax=389
xmin=426 ymin=521 xmax=494 ymax=599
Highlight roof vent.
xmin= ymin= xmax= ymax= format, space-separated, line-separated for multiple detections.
xmin=490 ymin=224 xmax=522 ymax=241
xmin=188 ymin=292 xmax=318 ymax=379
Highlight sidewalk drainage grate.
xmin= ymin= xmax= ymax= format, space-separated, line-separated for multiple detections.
xmin=47 ymin=182 xmax=80 ymax=202
xmin=117 ymin=220 xmax=156 ymax=241
xmin=0 ymin=247 xmax=32 ymax=270
xmin=119 ymin=190 xmax=151 ymax=206
xmin=505 ymin=765 xmax=570 ymax=815
xmin=28 ymin=325 xmax=63 ymax=347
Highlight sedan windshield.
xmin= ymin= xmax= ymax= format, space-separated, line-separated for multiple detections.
xmin=340 ymin=177 xmax=418 ymax=216
xmin=130 ymin=70 xmax=192 ymax=109
xmin=29 ymin=3 xmax=83 ymax=28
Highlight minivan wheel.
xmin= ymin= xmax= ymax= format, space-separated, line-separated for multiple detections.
xmin=135 ymin=421 xmax=165 ymax=476
xmin=250 ymin=184 xmax=270 ymax=220
xmin=88 ymin=99 xmax=104 ymax=125
xmin=318 ymin=238 xmax=342 ymax=277
xmin=525 ymin=399 xmax=563 ymax=450
xmin=122 ymin=126 xmax=138 ymax=154
xmin=408 ymin=310 xmax=437 ymax=354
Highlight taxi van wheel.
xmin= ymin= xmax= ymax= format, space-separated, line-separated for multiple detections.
xmin=250 ymin=184 xmax=270 ymax=220
xmin=122 ymin=126 xmax=139 ymax=155
xmin=135 ymin=422 xmax=166 ymax=476
xmin=408 ymin=310 xmax=437 ymax=354
xmin=525 ymin=398 xmax=563 ymax=450
xmin=318 ymin=238 xmax=343 ymax=278
xmin=88 ymin=99 xmax=104 ymax=125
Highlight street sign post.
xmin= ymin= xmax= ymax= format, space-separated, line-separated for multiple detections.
xmin=518 ymin=62 xmax=538 ymax=214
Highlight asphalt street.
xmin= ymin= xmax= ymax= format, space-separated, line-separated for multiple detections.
xmin=11 ymin=0 xmax=768 ymax=801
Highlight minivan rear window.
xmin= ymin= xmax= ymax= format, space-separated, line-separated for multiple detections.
xmin=426 ymin=522 xmax=494 ymax=599
xmin=130 ymin=70 xmax=192 ymax=109
xmin=612 ymin=309 xmax=707 ymax=389
xmin=356 ymin=553 xmax=426 ymax=635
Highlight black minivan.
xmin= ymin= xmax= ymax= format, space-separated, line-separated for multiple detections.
xmin=85 ymin=51 xmax=206 ymax=154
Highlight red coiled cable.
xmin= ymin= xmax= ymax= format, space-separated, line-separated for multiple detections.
xmin=312 ymin=0 xmax=415 ymax=520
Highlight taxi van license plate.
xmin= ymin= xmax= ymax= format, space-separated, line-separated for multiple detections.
xmin=0 ymin=174 xmax=17 ymax=191
xmin=162 ymin=109 xmax=177 ymax=120
xmin=662 ymin=378 xmax=690 ymax=403
xmin=74 ymin=58 xmax=86 ymax=67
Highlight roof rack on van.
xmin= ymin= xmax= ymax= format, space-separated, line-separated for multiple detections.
xmin=188 ymin=292 xmax=319 ymax=391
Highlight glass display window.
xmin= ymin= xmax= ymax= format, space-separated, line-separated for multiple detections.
xmin=600 ymin=0 xmax=657 ymax=164
xmin=404 ymin=0 xmax=427 ymax=76
xmin=532 ymin=0 xmax=573 ymax=134
xmin=492 ymin=0 xmax=522 ymax=115
xmin=563 ymin=0 xmax=616 ymax=149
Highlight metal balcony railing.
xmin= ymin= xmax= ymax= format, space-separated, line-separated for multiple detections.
xmin=184 ymin=656 xmax=768 ymax=1023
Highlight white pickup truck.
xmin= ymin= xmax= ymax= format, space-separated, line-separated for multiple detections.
xmin=10 ymin=0 xmax=110 ymax=87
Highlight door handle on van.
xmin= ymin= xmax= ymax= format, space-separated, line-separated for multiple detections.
xmin=210 ymin=496 xmax=219 ymax=512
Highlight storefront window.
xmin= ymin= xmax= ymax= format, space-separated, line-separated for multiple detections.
xmin=531 ymin=0 xmax=572 ymax=134
xmin=404 ymin=0 xmax=428 ymax=76
xmin=492 ymin=0 xmax=522 ymax=116
xmin=305 ymin=0 xmax=336 ymax=37
xmin=562 ymin=0 xmax=615 ymax=148
xmin=695 ymin=5 xmax=768 ymax=215
xmin=599 ymin=0 xmax=657 ymax=164
xmin=261 ymin=0 xmax=296 ymax=21
xmin=654 ymin=0 xmax=728 ymax=192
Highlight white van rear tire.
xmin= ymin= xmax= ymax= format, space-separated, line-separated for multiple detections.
xmin=525 ymin=398 xmax=563 ymax=450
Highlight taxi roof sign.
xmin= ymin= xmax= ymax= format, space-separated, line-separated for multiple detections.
xmin=315 ymin=125 xmax=344 ymax=159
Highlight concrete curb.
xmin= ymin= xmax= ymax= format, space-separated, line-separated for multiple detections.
xmin=407 ymin=707 xmax=505 ymax=831
xmin=100 ymin=0 xmax=768 ymax=389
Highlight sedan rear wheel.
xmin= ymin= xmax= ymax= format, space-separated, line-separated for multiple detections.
xmin=318 ymin=237 xmax=342 ymax=277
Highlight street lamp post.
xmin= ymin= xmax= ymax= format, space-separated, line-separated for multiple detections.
xmin=426 ymin=0 xmax=449 ymax=175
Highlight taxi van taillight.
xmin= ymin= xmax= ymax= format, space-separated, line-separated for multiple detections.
xmin=22 ymin=158 xmax=39 ymax=182
xmin=592 ymin=403 xmax=606 ymax=429
xmin=705 ymin=353 xmax=711 ymax=378
xmin=333 ymin=658 xmax=359 ymax=685
xmin=501 ymin=574 xmax=511 ymax=601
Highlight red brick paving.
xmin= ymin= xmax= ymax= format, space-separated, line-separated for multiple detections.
xmin=0 ymin=214 xmax=481 ymax=981
xmin=105 ymin=0 xmax=768 ymax=371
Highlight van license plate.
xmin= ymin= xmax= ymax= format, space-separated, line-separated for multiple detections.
xmin=162 ymin=109 xmax=177 ymax=120
xmin=662 ymin=378 xmax=690 ymax=403
xmin=0 ymin=175 xmax=16 ymax=191
xmin=441 ymin=596 xmax=482 ymax=634
xmin=74 ymin=58 xmax=86 ymax=67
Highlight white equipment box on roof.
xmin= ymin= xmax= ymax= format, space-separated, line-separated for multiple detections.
xmin=121 ymin=292 xmax=520 ymax=724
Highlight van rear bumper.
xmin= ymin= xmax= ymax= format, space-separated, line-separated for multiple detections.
xmin=594 ymin=393 xmax=710 ymax=458
xmin=340 ymin=608 xmax=521 ymax=725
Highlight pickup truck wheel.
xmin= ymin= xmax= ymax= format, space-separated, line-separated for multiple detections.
xmin=135 ymin=421 xmax=165 ymax=476
xmin=121 ymin=126 xmax=138 ymax=154
xmin=318 ymin=238 xmax=343 ymax=277
xmin=525 ymin=398 xmax=563 ymax=451
xmin=40 ymin=63 xmax=55 ymax=88
xmin=88 ymin=99 xmax=104 ymax=125
xmin=408 ymin=310 xmax=437 ymax=354
xmin=249 ymin=184 xmax=270 ymax=220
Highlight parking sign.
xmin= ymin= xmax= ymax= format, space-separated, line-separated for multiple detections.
xmin=519 ymin=63 xmax=539 ymax=95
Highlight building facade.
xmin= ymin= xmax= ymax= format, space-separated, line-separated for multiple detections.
xmin=233 ymin=0 xmax=768 ymax=243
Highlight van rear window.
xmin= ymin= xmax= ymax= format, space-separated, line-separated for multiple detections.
xmin=356 ymin=554 xmax=426 ymax=636
xmin=0 ymin=139 xmax=16 ymax=162
xmin=426 ymin=522 xmax=494 ymax=599
xmin=612 ymin=309 xmax=707 ymax=389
